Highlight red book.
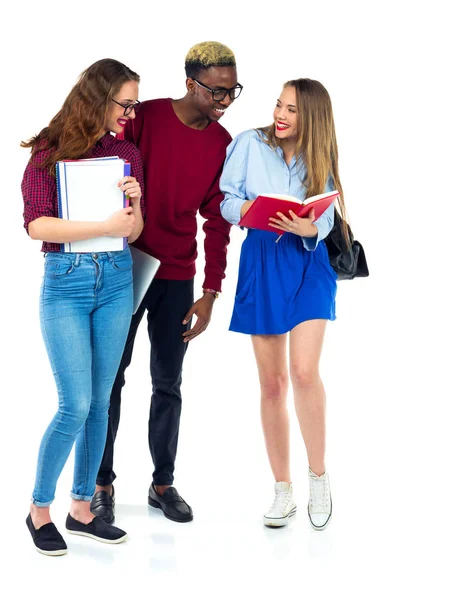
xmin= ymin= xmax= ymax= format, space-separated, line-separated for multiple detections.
xmin=239 ymin=190 xmax=340 ymax=235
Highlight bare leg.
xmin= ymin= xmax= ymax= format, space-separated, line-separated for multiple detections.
xmin=289 ymin=320 xmax=327 ymax=476
xmin=29 ymin=505 xmax=52 ymax=529
xmin=252 ymin=334 xmax=290 ymax=482
xmin=70 ymin=499 xmax=96 ymax=524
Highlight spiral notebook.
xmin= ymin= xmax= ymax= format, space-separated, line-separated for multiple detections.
xmin=56 ymin=156 xmax=130 ymax=252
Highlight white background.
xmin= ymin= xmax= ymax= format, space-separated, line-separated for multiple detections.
xmin=1 ymin=0 xmax=457 ymax=598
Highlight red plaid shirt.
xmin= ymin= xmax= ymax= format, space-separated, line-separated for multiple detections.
xmin=22 ymin=132 xmax=145 ymax=253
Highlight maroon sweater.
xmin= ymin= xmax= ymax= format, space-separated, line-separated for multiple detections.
xmin=121 ymin=98 xmax=232 ymax=291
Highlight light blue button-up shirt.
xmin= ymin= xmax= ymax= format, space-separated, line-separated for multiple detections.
xmin=220 ymin=129 xmax=335 ymax=250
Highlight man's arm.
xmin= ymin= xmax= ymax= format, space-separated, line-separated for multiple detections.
xmin=198 ymin=165 xmax=232 ymax=292
xmin=181 ymin=158 xmax=232 ymax=343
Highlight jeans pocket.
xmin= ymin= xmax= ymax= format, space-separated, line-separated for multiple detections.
xmin=44 ymin=255 xmax=75 ymax=278
xmin=110 ymin=249 xmax=133 ymax=272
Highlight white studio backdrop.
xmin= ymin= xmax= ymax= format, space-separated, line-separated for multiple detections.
xmin=1 ymin=0 xmax=457 ymax=597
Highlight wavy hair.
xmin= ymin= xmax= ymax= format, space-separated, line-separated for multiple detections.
xmin=21 ymin=58 xmax=140 ymax=175
xmin=257 ymin=78 xmax=349 ymax=243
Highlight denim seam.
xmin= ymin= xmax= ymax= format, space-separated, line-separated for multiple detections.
xmin=82 ymin=417 xmax=90 ymax=498
xmin=34 ymin=288 xmax=66 ymax=506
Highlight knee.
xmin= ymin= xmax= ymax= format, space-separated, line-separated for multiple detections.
xmin=153 ymin=371 xmax=183 ymax=397
xmin=58 ymin=398 xmax=91 ymax=433
xmin=88 ymin=395 xmax=110 ymax=419
xmin=259 ymin=373 xmax=289 ymax=403
xmin=290 ymin=366 xmax=320 ymax=391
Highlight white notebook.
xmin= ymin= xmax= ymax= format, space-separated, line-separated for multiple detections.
xmin=130 ymin=246 xmax=161 ymax=314
xmin=56 ymin=157 xmax=130 ymax=252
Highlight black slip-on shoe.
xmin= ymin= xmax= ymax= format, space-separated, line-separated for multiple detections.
xmin=148 ymin=485 xmax=193 ymax=523
xmin=26 ymin=514 xmax=67 ymax=556
xmin=90 ymin=486 xmax=115 ymax=524
xmin=65 ymin=514 xmax=127 ymax=544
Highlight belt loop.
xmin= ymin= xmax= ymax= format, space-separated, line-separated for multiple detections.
xmin=74 ymin=254 xmax=81 ymax=267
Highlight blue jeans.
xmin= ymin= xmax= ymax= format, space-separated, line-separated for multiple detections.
xmin=32 ymin=248 xmax=133 ymax=507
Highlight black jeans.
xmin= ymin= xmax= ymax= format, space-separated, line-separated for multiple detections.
xmin=96 ymin=278 xmax=194 ymax=486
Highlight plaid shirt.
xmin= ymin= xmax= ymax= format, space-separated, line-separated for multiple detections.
xmin=22 ymin=132 xmax=145 ymax=253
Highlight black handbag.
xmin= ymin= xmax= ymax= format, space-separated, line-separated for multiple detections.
xmin=325 ymin=209 xmax=369 ymax=280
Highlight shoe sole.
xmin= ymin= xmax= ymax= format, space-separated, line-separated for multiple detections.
xmin=65 ymin=529 xmax=128 ymax=544
xmin=263 ymin=507 xmax=297 ymax=528
xmin=35 ymin=547 xmax=68 ymax=556
xmin=148 ymin=497 xmax=193 ymax=523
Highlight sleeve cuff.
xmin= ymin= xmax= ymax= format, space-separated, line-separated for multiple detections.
xmin=302 ymin=204 xmax=334 ymax=250
xmin=203 ymin=275 xmax=223 ymax=293
xmin=301 ymin=233 xmax=319 ymax=251
xmin=221 ymin=197 xmax=245 ymax=226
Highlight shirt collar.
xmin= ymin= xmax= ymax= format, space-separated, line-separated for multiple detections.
xmin=253 ymin=128 xmax=300 ymax=169
xmin=95 ymin=132 xmax=114 ymax=148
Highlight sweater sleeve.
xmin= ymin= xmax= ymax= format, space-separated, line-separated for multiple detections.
xmin=199 ymin=163 xmax=232 ymax=292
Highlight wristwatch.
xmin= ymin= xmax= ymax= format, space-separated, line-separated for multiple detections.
xmin=203 ymin=288 xmax=220 ymax=298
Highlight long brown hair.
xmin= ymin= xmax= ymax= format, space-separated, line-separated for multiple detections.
xmin=21 ymin=59 xmax=140 ymax=176
xmin=257 ymin=78 xmax=349 ymax=243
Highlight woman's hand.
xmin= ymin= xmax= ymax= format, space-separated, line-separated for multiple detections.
xmin=240 ymin=199 xmax=255 ymax=219
xmin=269 ymin=208 xmax=318 ymax=238
xmin=118 ymin=176 xmax=142 ymax=204
xmin=104 ymin=207 xmax=136 ymax=238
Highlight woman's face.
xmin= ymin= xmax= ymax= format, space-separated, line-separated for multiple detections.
xmin=273 ymin=86 xmax=298 ymax=142
xmin=105 ymin=80 xmax=139 ymax=134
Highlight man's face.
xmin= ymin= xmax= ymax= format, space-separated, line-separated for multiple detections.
xmin=188 ymin=66 xmax=240 ymax=122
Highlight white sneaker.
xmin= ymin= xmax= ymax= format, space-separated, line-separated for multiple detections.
xmin=263 ymin=482 xmax=297 ymax=527
xmin=308 ymin=469 xmax=332 ymax=530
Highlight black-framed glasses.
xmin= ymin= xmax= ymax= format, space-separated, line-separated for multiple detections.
xmin=193 ymin=79 xmax=243 ymax=102
xmin=111 ymin=99 xmax=141 ymax=116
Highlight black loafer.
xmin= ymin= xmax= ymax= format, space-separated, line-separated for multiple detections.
xmin=148 ymin=485 xmax=193 ymax=523
xmin=90 ymin=486 xmax=115 ymax=524
xmin=65 ymin=514 xmax=127 ymax=544
xmin=26 ymin=514 xmax=67 ymax=556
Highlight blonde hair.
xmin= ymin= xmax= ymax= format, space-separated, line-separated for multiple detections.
xmin=185 ymin=41 xmax=236 ymax=77
xmin=258 ymin=78 xmax=349 ymax=242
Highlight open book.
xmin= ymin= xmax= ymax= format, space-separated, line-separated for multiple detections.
xmin=56 ymin=156 xmax=130 ymax=252
xmin=239 ymin=190 xmax=340 ymax=235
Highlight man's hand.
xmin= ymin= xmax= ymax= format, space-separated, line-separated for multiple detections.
xmin=182 ymin=293 xmax=216 ymax=342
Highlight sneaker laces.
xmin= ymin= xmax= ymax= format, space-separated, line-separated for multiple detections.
xmin=309 ymin=475 xmax=329 ymax=512
xmin=269 ymin=489 xmax=291 ymax=513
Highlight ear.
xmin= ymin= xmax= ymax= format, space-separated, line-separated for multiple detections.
xmin=186 ymin=77 xmax=197 ymax=94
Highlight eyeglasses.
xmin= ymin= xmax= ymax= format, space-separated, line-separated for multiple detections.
xmin=111 ymin=99 xmax=141 ymax=116
xmin=192 ymin=79 xmax=243 ymax=102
